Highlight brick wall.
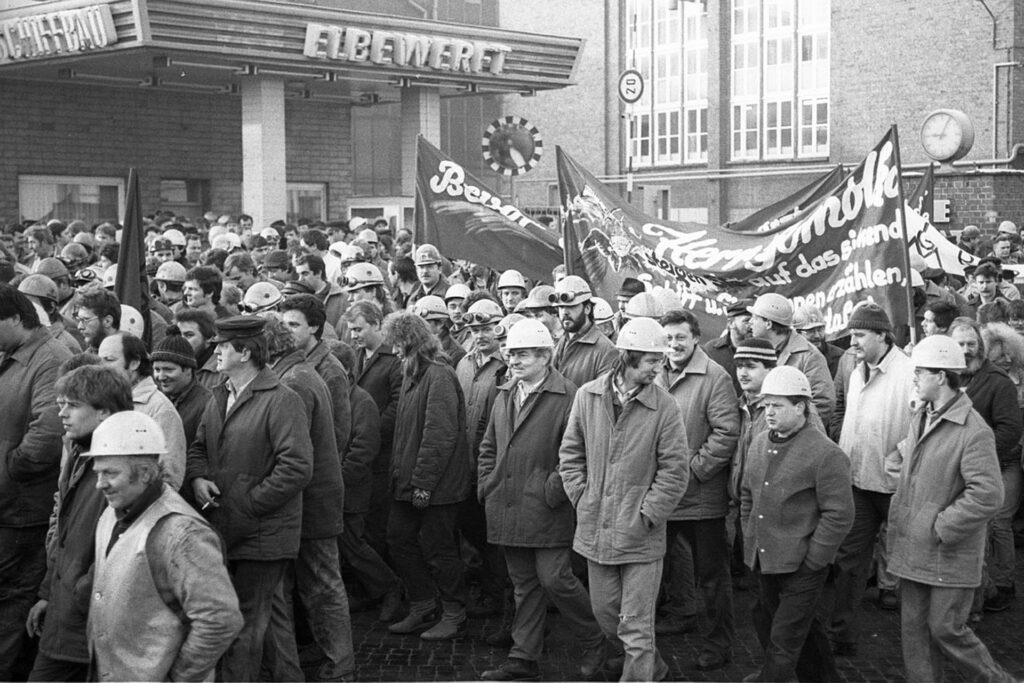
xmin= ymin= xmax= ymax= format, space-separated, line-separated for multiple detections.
xmin=935 ymin=172 xmax=1024 ymax=235
xmin=0 ymin=79 xmax=352 ymax=223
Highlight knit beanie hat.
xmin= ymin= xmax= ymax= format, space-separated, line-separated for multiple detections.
xmin=846 ymin=303 xmax=891 ymax=333
xmin=733 ymin=337 xmax=778 ymax=364
xmin=151 ymin=331 xmax=197 ymax=369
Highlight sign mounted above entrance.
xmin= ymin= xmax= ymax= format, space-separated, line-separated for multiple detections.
xmin=0 ymin=4 xmax=116 ymax=64
xmin=303 ymin=23 xmax=512 ymax=76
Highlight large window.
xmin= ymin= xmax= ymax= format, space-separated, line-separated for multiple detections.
xmin=626 ymin=0 xmax=707 ymax=167
xmin=19 ymin=175 xmax=124 ymax=224
xmin=287 ymin=183 xmax=327 ymax=224
xmin=731 ymin=0 xmax=829 ymax=161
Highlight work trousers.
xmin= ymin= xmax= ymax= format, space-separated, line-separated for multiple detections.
xmin=503 ymin=546 xmax=604 ymax=662
xmin=219 ymin=559 xmax=288 ymax=682
xmin=338 ymin=512 xmax=398 ymax=600
xmin=900 ymin=579 xmax=1014 ymax=683
xmin=587 ymin=559 xmax=667 ymax=682
xmin=751 ymin=562 xmax=838 ymax=683
xmin=0 ymin=525 xmax=47 ymax=681
xmin=459 ymin=496 xmax=509 ymax=603
xmin=830 ymin=487 xmax=892 ymax=646
xmin=989 ymin=464 xmax=1023 ymax=589
xmin=663 ymin=518 xmax=734 ymax=658
xmin=387 ymin=501 xmax=466 ymax=606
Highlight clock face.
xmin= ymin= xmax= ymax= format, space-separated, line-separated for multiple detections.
xmin=920 ymin=110 xmax=973 ymax=162
xmin=482 ymin=117 xmax=542 ymax=176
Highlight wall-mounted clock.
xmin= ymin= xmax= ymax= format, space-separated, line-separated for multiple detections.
xmin=482 ymin=116 xmax=542 ymax=176
xmin=920 ymin=109 xmax=975 ymax=162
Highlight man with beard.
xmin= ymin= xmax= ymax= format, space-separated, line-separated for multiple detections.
xmin=704 ymin=299 xmax=754 ymax=396
xmin=455 ymin=299 xmax=510 ymax=619
xmin=175 ymin=309 xmax=221 ymax=391
xmin=406 ymin=244 xmax=450 ymax=309
xmin=558 ymin=317 xmax=689 ymax=681
xmin=949 ymin=317 xmax=1023 ymax=616
xmin=74 ymin=289 xmax=120 ymax=353
xmin=827 ymin=305 xmax=916 ymax=655
xmin=152 ymin=330 xmax=211 ymax=448
xmin=792 ymin=304 xmax=844 ymax=378
xmin=550 ymin=276 xmax=616 ymax=388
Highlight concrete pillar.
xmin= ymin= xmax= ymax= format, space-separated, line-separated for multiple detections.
xmin=241 ymin=76 xmax=287 ymax=229
xmin=706 ymin=0 xmax=730 ymax=227
xmin=401 ymin=87 xmax=441 ymax=196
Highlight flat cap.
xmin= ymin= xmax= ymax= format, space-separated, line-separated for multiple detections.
xmin=211 ymin=315 xmax=267 ymax=343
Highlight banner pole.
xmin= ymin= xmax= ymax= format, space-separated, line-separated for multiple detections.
xmin=890 ymin=124 xmax=918 ymax=346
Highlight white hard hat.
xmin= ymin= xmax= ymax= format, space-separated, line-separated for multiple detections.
xmin=497 ymin=269 xmax=528 ymax=290
xmin=155 ymin=261 xmax=187 ymax=283
xmin=464 ymin=299 xmax=504 ymax=326
xmin=260 ymin=227 xmax=281 ymax=242
xmin=357 ymin=228 xmax=379 ymax=244
xmin=103 ymin=264 xmax=118 ymax=289
xmin=748 ymin=293 xmax=794 ymax=327
xmin=615 ymin=317 xmax=669 ymax=353
xmin=650 ymin=287 xmax=680 ymax=313
xmin=84 ymin=411 xmax=167 ymax=457
xmin=330 ymin=242 xmax=364 ymax=263
xmin=911 ymin=334 xmax=966 ymax=371
xmin=415 ymin=295 xmax=449 ymax=320
xmin=495 ymin=313 xmax=526 ymax=339
xmin=910 ymin=269 xmax=924 ymax=288
xmin=760 ymin=366 xmax=812 ymax=398
xmin=549 ymin=275 xmax=592 ymax=306
xmin=120 ymin=305 xmax=144 ymax=338
xmin=242 ymin=281 xmax=284 ymax=313
xmin=591 ymin=297 xmax=614 ymax=324
xmin=212 ymin=232 xmax=241 ymax=252
xmin=792 ymin=303 xmax=826 ymax=331
xmin=505 ymin=318 xmax=554 ymax=350
xmin=624 ymin=291 xmax=665 ymax=320
xmin=344 ymin=263 xmax=384 ymax=291
xmin=444 ymin=283 xmax=471 ymax=302
xmin=162 ymin=229 xmax=186 ymax=247
xmin=349 ymin=216 xmax=368 ymax=231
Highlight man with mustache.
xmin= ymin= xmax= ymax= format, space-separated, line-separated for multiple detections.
xmin=550 ymin=276 xmax=617 ymax=388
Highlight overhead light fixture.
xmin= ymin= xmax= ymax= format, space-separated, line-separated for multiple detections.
xmin=57 ymin=68 xmax=146 ymax=85
xmin=154 ymin=56 xmax=242 ymax=73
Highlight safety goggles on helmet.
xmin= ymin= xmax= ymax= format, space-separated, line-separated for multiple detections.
xmin=548 ymin=291 xmax=583 ymax=306
xmin=464 ymin=311 xmax=500 ymax=326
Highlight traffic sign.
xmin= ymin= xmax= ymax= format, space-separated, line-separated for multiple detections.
xmin=618 ymin=69 xmax=644 ymax=104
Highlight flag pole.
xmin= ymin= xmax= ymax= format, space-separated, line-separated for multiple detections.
xmin=890 ymin=124 xmax=918 ymax=346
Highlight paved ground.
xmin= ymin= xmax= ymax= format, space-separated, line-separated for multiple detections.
xmin=337 ymin=559 xmax=1024 ymax=682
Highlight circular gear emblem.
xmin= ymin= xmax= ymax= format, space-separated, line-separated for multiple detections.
xmin=482 ymin=116 xmax=542 ymax=176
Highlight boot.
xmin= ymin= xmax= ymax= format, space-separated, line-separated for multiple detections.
xmin=388 ymin=599 xmax=437 ymax=634
xmin=378 ymin=583 xmax=404 ymax=622
xmin=421 ymin=601 xmax=467 ymax=641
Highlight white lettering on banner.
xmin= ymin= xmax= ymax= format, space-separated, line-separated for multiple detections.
xmin=0 ymin=5 xmax=116 ymax=64
xmin=303 ymin=23 xmax=511 ymax=75
xmin=429 ymin=160 xmax=533 ymax=229
xmin=646 ymin=141 xmax=901 ymax=275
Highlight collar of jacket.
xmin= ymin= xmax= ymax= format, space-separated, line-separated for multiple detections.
xmin=776 ymin=330 xmax=812 ymax=362
xmin=708 ymin=334 xmax=733 ymax=350
xmin=661 ymin=345 xmax=710 ymax=384
xmin=132 ymin=376 xmax=160 ymax=404
xmin=215 ymin=366 xmax=279 ymax=397
xmin=6 ymin=326 xmax=50 ymax=366
xmin=584 ymin=369 xmax=660 ymax=410
xmin=918 ymin=390 xmax=974 ymax=427
xmin=170 ymin=379 xmax=202 ymax=406
xmin=566 ymin=323 xmax=602 ymax=347
xmin=968 ymin=358 xmax=1008 ymax=384
xmin=498 ymin=367 xmax=570 ymax=395
xmin=272 ymin=348 xmax=308 ymax=377
xmin=306 ymin=339 xmax=331 ymax=367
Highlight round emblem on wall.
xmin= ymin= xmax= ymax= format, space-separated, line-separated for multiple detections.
xmin=482 ymin=116 xmax=542 ymax=176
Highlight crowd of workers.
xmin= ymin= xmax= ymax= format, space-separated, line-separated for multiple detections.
xmin=0 ymin=210 xmax=1021 ymax=683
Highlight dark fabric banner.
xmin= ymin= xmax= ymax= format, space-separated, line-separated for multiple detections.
xmin=114 ymin=168 xmax=152 ymax=347
xmin=415 ymin=136 xmax=563 ymax=284
xmin=557 ymin=128 xmax=912 ymax=336
xmin=724 ymin=164 xmax=846 ymax=234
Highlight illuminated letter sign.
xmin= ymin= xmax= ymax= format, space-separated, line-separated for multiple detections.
xmin=303 ymin=23 xmax=511 ymax=76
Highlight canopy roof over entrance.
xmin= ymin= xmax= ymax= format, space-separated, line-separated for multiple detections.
xmin=0 ymin=0 xmax=583 ymax=103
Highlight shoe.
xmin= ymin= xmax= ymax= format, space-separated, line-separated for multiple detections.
xmin=654 ymin=614 xmax=698 ymax=636
xmin=481 ymin=657 xmax=541 ymax=681
xmin=879 ymin=589 xmax=899 ymax=611
xmin=832 ymin=640 xmax=857 ymax=657
xmin=984 ymin=588 xmax=1014 ymax=613
xmin=378 ymin=585 xmax=404 ymax=622
xmin=388 ymin=600 xmax=437 ymax=634
xmin=485 ymin=628 xmax=513 ymax=648
xmin=742 ymin=672 xmax=761 ymax=682
xmin=578 ymin=641 xmax=607 ymax=678
xmin=695 ymin=650 xmax=731 ymax=671
xmin=313 ymin=661 xmax=355 ymax=682
xmin=421 ymin=604 xmax=467 ymax=641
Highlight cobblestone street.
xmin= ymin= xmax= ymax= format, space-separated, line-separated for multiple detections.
xmin=341 ymin=560 xmax=1024 ymax=682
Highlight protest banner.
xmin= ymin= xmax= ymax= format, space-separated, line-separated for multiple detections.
xmin=558 ymin=128 xmax=912 ymax=337
xmin=415 ymin=136 xmax=562 ymax=284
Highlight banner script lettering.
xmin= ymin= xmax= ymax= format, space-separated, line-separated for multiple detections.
xmin=304 ymin=23 xmax=511 ymax=75
xmin=0 ymin=5 xmax=116 ymax=64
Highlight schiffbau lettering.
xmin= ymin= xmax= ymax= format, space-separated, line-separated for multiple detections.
xmin=0 ymin=5 xmax=116 ymax=63
xmin=303 ymin=23 xmax=511 ymax=75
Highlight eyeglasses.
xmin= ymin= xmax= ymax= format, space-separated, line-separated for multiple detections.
xmin=913 ymin=368 xmax=941 ymax=377
xmin=75 ymin=314 xmax=98 ymax=325
xmin=464 ymin=312 xmax=499 ymax=325
xmin=548 ymin=291 xmax=582 ymax=305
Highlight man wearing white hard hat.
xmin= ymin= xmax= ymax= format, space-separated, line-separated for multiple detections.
xmin=479 ymin=320 xmax=607 ymax=681
xmin=549 ymin=275 xmax=617 ymax=388
xmin=97 ymin=332 xmax=187 ymax=490
xmin=85 ymin=412 xmax=243 ymax=682
xmin=496 ymin=269 xmax=528 ymax=315
xmin=740 ymin=366 xmax=853 ymax=683
xmin=886 ymin=335 xmax=1011 ymax=683
xmin=407 ymin=244 xmax=450 ymax=310
xmin=415 ymin=294 xmax=466 ymax=368
xmin=748 ymin=293 xmax=835 ymax=422
xmin=559 ymin=317 xmax=689 ymax=681
xmin=444 ymin=283 xmax=472 ymax=345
